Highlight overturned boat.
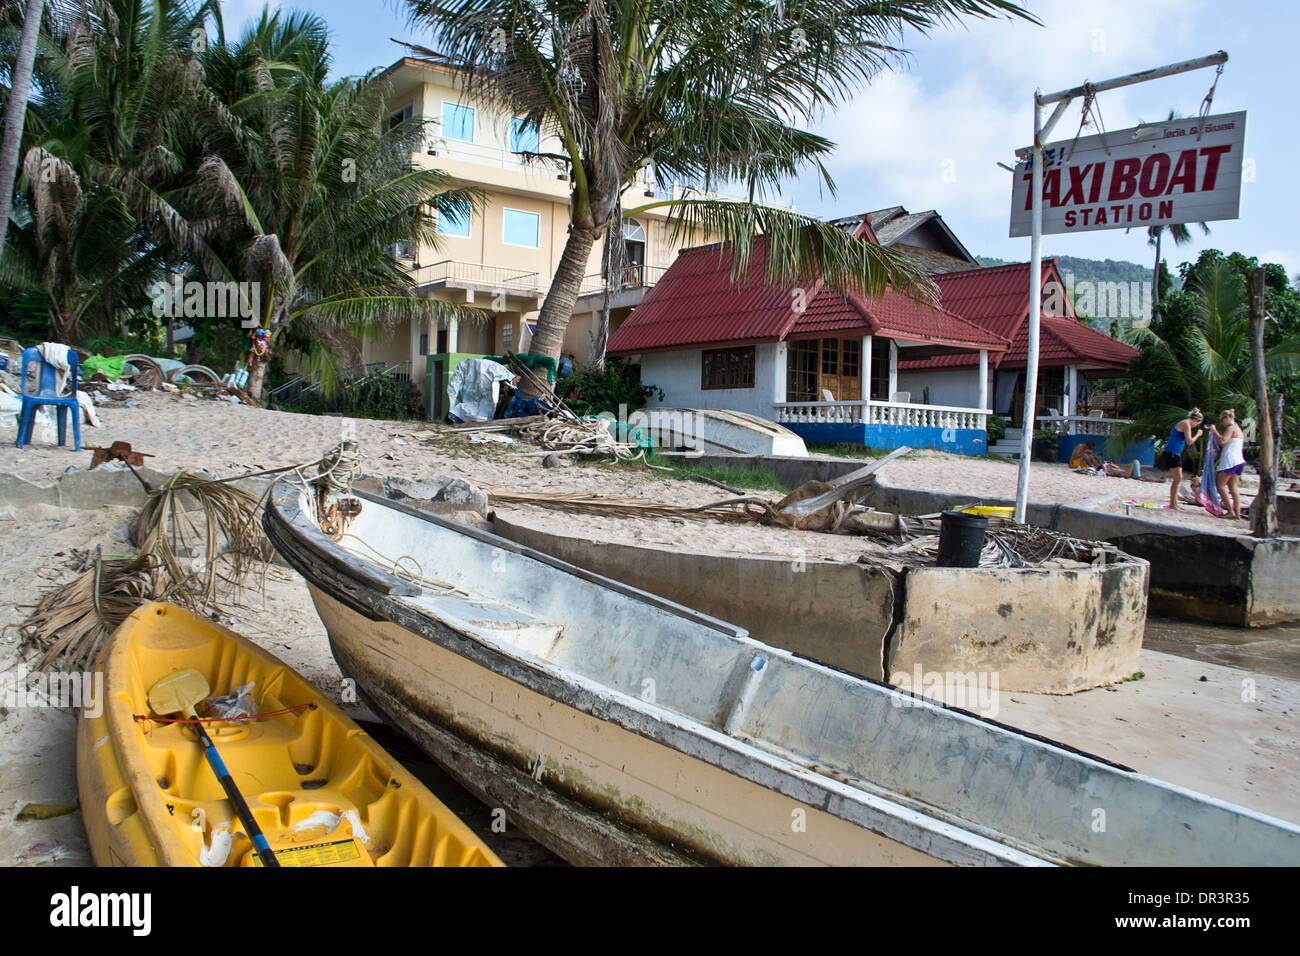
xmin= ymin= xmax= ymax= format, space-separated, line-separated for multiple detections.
xmin=265 ymin=476 xmax=1300 ymax=866
xmin=633 ymin=407 xmax=808 ymax=457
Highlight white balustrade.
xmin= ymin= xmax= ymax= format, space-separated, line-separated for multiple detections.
xmin=773 ymin=399 xmax=988 ymax=432
xmin=1035 ymin=414 xmax=1132 ymax=437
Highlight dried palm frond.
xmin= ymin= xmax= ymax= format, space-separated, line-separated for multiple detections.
xmin=135 ymin=470 xmax=273 ymax=609
xmin=15 ymin=550 xmax=160 ymax=673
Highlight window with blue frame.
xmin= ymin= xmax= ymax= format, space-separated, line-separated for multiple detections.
xmin=441 ymin=102 xmax=475 ymax=142
xmin=510 ymin=118 xmax=540 ymax=154
xmin=436 ymin=198 xmax=471 ymax=238
xmin=502 ymin=208 xmax=540 ymax=248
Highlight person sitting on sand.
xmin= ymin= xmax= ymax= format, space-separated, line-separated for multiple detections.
xmin=1070 ymin=442 xmax=1104 ymax=470
xmin=1209 ymin=409 xmax=1247 ymax=519
xmin=1158 ymin=409 xmax=1204 ymax=510
xmin=1102 ymin=460 xmax=1166 ymax=482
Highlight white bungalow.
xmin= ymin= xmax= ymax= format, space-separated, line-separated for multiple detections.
xmin=606 ymin=223 xmax=1010 ymax=455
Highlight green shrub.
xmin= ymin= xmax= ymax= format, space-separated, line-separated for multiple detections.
xmin=986 ymin=415 xmax=1006 ymax=443
xmin=560 ymin=359 xmax=662 ymax=417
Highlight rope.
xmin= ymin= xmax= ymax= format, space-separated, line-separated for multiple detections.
xmin=334 ymin=532 xmax=469 ymax=595
xmin=1197 ymin=62 xmax=1225 ymax=140
xmin=315 ymin=441 xmax=363 ymax=494
xmin=513 ymin=415 xmax=646 ymax=462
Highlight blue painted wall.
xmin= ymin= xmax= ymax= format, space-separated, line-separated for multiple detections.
xmin=1057 ymin=432 xmax=1155 ymax=467
xmin=787 ymin=423 xmax=988 ymax=455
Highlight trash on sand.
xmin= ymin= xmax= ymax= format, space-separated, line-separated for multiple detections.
xmin=87 ymin=441 xmax=155 ymax=469
xmin=16 ymin=803 xmax=80 ymax=821
xmin=0 ymin=510 xmax=15 ymax=521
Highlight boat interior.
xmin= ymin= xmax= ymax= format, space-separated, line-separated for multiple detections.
xmin=118 ymin=604 xmax=499 ymax=867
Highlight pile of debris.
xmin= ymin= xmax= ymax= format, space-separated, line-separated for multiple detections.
xmin=448 ymin=352 xmax=645 ymax=460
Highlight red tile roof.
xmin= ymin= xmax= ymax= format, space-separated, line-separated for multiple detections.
xmin=897 ymin=260 xmax=1139 ymax=372
xmin=606 ymin=235 xmax=1008 ymax=356
xmin=604 ymin=240 xmax=815 ymax=354
xmin=786 ymin=288 xmax=1008 ymax=350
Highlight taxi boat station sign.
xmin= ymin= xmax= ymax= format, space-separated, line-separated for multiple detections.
xmin=1009 ymin=110 xmax=1246 ymax=237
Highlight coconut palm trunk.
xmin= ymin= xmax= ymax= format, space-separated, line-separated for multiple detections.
xmin=529 ymin=225 xmax=598 ymax=362
xmin=0 ymin=0 xmax=45 ymax=260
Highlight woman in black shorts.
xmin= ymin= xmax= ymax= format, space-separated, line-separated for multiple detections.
xmin=1160 ymin=408 xmax=1203 ymax=510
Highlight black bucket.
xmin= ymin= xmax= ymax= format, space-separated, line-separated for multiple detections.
xmin=937 ymin=510 xmax=988 ymax=568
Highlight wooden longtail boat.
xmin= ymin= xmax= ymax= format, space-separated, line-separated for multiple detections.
xmin=77 ymin=602 xmax=503 ymax=867
xmin=265 ymin=478 xmax=1300 ymax=866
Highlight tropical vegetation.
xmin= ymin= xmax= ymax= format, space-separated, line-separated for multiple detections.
xmin=1115 ymin=249 xmax=1300 ymax=460
xmin=0 ymin=0 xmax=479 ymax=398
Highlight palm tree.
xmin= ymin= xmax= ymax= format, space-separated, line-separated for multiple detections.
xmin=2 ymin=0 xmax=223 ymax=340
xmin=1 ymin=145 xmax=152 ymax=339
xmin=1138 ymin=113 xmax=1209 ymax=321
xmin=182 ymin=10 xmax=482 ymax=398
xmin=1148 ymin=221 xmax=1208 ymax=316
xmin=1114 ymin=260 xmax=1300 ymax=457
xmin=0 ymin=0 xmax=46 ymax=259
xmin=400 ymin=0 xmax=1037 ymax=381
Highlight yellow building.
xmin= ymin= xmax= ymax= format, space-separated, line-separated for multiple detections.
xmin=362 ymin=58 xmax=697 ymax=398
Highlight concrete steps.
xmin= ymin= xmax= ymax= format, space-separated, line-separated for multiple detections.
xmin=990 ymin=425 xmax=1023 ymax=458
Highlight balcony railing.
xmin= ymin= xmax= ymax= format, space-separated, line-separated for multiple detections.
xmin=1036 ymin=414 xmax=1133 ymax=436
xmin=412 ymin=259 xmax=542 ymax=295
xmin=774 ymin=399 xmax=988 ymax=432
xmin=578 ymin=264 xmax=669 ymax=297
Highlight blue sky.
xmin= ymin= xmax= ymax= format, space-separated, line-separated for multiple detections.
xmin=224 ymin=0 xmax=1298 ymax=278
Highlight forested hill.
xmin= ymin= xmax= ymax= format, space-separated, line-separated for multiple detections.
xmin=976 ymin=255 xmax=1153 ymax=287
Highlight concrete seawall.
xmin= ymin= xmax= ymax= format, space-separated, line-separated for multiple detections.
xmin=693 ymin=454 xmax=1300 ymax=628
xmin=492 ymin=514 xmax=1148 ymax=695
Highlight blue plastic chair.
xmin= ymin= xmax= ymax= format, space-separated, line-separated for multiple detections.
xmin=15 ymin=346 xmax=81 ymax=451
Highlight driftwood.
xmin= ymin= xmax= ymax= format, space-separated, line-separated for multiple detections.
xmin=771 ymin=446 xmax=912 ymax=530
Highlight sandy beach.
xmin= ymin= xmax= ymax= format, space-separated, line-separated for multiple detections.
xmin=1 ymin=392 xmax=1295 ymax=865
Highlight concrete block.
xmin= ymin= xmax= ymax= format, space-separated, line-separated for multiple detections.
xmin=889 ymin=561 xmax=1147 ymax=694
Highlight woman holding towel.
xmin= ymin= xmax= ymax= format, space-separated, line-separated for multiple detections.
xmin=1209 ymin=409 xmax=1247 ymax=520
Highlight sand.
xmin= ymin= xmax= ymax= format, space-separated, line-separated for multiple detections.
xmin=1 ymin=392 xmax=1295 ymax=865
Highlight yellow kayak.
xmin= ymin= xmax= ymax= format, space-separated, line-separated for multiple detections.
xmin=77 ymin=602 xmax=503 ymax=867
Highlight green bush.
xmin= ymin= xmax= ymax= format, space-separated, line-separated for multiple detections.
xmin=560 ymin=359 xmax=662 ymax=417
xmin=985 ymin=415 xmax=1006 ymax=443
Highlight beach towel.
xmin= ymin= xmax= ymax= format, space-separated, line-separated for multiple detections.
xmin=38 ymin=341 xmax=74 ymax=395
xmin=1197 ymin=431 xmax=1227 ymax=516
